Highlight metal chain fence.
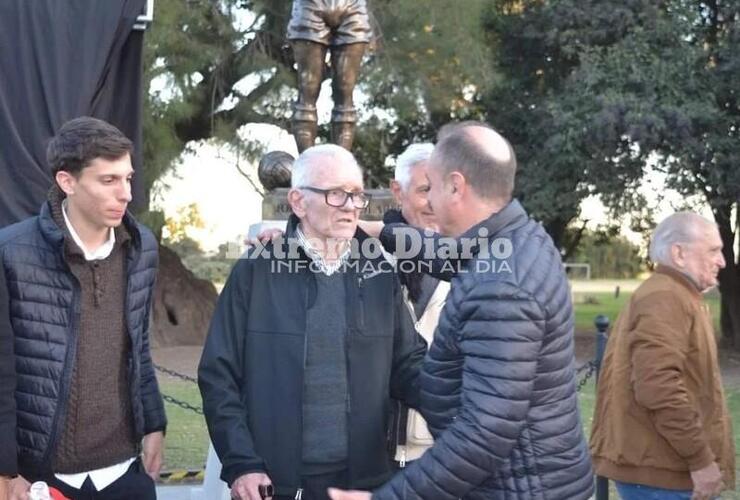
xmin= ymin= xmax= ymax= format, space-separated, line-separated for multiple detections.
xmin=155 ymin=363 xmax=208 ymax=481
xmin=576 ymin=360 xmax=597 ymax=392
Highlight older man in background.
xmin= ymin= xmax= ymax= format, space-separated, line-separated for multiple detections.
xmin=590 ymin=212 xmax=735 ymax=500
xmin=386 ymin=144 xmax=450 ymax=468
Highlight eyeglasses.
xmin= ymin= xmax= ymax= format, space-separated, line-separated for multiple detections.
xmin=300 ymin=186 xmax=372 ymax=209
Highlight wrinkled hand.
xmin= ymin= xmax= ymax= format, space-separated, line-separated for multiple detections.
xmin=690 ymin=461 xmax=724 ymax=500
xmin=231 ymin=472 xmax=273 ymax=500
xmin=7 ymin=475 xmax=30 ymax=500
xmin=141 ymin=431 xmax=165 ymax=481
xmin=245 ymin=228 xmax=284 ymax=247
xmin=357 ymin=220 xmax=383 ymax=238
xmin=327 ymin=487 xmax=372 ymax=500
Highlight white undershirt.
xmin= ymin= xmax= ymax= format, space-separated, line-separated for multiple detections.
xmin=57 ymin=201 xmax=135 ymax=490
xmin=61 ymin=200 xmax=116 ymax=261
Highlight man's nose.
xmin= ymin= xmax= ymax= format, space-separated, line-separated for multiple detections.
xmin=340 ymin=195 xmax=355 ymax=211
xmin=119 ymin=181 xmax=133 ymax=203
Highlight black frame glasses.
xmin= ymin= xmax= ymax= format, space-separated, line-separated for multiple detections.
xmin=300 ymin=186 xmax=372 ymax=209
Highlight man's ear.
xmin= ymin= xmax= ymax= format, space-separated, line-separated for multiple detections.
xmin=448 ymin=171 xmax=466 ymax=196
xmin=288 ymin=188 xmax=307 ymax=218
xmin=389 ymin=180 xmax=403 ymax=205
xmin=55 ymin=171 xmax=76 ymax=196
xmin=670 ymin=243 xmax=686 ymax=269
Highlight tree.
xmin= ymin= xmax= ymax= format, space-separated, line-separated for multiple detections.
xmin=508 ymin=0 xmax=740 ymax=346
xmin=142 ymin=0 xmax=497 ymax=199
xmin=139 ymin=0 xmax=500 ymax=344
xmin=571 ymin=229 xmax=645 ymax=279
xmin=141 ymin=0 xmax=740 ymax=347
xmin=480 ymin=0 xmax=663 ymax=251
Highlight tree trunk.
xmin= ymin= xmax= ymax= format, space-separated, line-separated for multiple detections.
xmin=151 ymin=245 xmax=218 ymax=348
xmin=714 ymin=202 xmax=740 ymax=349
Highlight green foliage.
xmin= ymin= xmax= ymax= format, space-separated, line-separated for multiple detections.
xmin=141 ymin=0 xmax=497 ymax=194
xmin=163 ymin=203 xmax=205 ymax=245
xmin=571 ymin=229 xmax=645 ymax=279
xmin=480 ymin=0 xmax=740 ymax=345
xmin=479 ymin=0 xmax=664 ymax=248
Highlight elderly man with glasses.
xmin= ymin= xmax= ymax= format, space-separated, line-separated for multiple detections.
xmin=198 ymin=144 xmax=426 ymax=500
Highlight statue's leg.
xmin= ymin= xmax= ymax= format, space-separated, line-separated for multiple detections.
xmin=291 ymin=39 xmax=328 ymax=152
xmin=330 ymin=42 xmax=367 ymax=150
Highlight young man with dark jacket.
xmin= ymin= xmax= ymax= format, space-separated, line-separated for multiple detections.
xmin=198 ymin=144 xmax=426 ymax=500
xmin=0 ymin=117 xmax=166 ymax=500
xmin=331 ymin=122 xmax=594 ymax=500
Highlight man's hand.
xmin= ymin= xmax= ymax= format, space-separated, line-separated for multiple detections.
xmin=327 ymin=488 xmax=371 ymax=500
xmin=0 ymin=476 xmax=9 ymax=500
xmin=231 ymin=472 xmax=273 ymax=500
xmin=690 ymin=461 xmax=724 ymax=500
xmin=357 ymin=220 xmax=383 ymax=238
xmin=245 ymin=228 xmax=284 ymax=247
xmin=141 ymin=431 xmax=165 ymax=481
xmin=7 ymin=475 xmax=30 ymax=500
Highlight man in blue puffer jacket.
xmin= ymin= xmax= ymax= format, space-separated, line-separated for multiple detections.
xmin=0 ymin=117 xmax=166 ymax=500
xmin=330 ymin=122 xmax=594 ymax=500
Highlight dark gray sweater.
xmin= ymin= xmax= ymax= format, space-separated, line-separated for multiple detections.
xmin=301 ymin=271 xmax=349 ymax=473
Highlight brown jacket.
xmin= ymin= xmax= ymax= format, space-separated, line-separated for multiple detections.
xmin=590 ymin=265 xmax=735 ymax=490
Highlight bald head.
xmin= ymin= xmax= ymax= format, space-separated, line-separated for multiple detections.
xmin=433 ymin=121 xmax=516 ymax=200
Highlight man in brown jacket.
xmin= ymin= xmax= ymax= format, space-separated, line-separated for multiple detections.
xmin=591 ymin=211 xmax=735 ymax=500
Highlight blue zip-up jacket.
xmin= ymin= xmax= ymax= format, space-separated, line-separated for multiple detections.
xmin=373 ymin=200 xmax=594 ymax=499
xmin=0 ymin=200 xmax=166 ymax=479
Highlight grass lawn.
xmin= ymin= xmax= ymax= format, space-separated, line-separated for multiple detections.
xmin=572 ymin=289 xmax=721 ymax=334
xmin=161 ymin=377 xmax=740 ymax=489
xmin=159 ymin=379 xmax=210 ymax=472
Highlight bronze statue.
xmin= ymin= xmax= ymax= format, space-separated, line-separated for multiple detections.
xmin=288 ymin=0 xmax=372 ymax=152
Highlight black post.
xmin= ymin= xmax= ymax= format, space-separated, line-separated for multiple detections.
xmin=594 ymin=315 xmax=610 ymax=500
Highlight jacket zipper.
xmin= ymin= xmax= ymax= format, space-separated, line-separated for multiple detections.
xmin=350 ymin=275 xmax=363 ymax=416
xmin=124 ymin=253 xmax=138 ymax=435
xmin=297 ymin=273 xmax=309 ymax=496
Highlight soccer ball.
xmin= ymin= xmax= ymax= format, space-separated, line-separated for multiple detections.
xmin=258 ymin=151 xmax=295 ymax=191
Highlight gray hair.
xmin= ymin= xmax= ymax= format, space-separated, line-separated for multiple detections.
xmin=291 ymin=144 xmax=362 ymax=188
xmin=648 ymin=212 xmax=714 ymax=265
xmin=433 ymin=121 xmax=516 ymax=200
xmin=394 ymin=143 xmax=435 ymax=191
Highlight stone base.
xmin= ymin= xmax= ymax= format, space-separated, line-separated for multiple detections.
xmin=262 ymin=188 xmax=395 ymax=221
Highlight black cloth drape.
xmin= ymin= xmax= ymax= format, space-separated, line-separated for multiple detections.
xmin=0 ymin=0 xmax=147 ymax=228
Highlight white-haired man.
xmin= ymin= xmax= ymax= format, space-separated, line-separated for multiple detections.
xmin=590 ymin=212 xmax=735 ymax=500
xmin=198 ymin=144 xmax=426 ymax=500
xmin=386 ymin=143 xmax=449 ymax=468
